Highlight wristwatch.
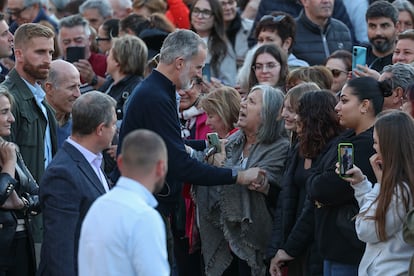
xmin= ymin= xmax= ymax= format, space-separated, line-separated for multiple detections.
xmin=89 ymin=74 xmax=98 ymax=86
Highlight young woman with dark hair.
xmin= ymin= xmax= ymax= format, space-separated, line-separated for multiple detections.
xmin=269 ymin=90 xmax=342 ymax=276
xmin=190 ymin=0 xmax=237 ymax=86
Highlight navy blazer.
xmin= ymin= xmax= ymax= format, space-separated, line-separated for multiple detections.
xmin=37 ymin=142 xmax=106 ymax=276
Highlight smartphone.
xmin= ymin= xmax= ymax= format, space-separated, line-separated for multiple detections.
xmin=338 ymin=143 xmax=354 ymax=178
xmin=66 ymin=46 xmax=85 ymax=63
xmin=207 ymin=132 xmax=221 ymax=153
xmin=202 ymin=63 xmax=211 ymax=82
xmin=352 ymin=46 xmax=367 ymax=72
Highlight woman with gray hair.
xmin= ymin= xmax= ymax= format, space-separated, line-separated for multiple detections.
xmin=194 ymin=84 xmax=289 ymax=275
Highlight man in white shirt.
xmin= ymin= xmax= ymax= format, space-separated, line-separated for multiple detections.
xmin=38 ymin=91 xmax=117 ymax=276
xmin=78 ymin=129 xmax=170 ymax=276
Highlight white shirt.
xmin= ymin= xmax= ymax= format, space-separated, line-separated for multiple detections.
xmin=78 ymin=176 xmax=170 ymax=276
xmin=353 ymin=179 xmax=414 ymax=275
xmin=66 ymin=137 xmax=109 ymax=192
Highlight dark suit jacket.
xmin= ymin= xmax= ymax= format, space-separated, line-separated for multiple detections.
xmin=37 ymin=142 xmax=106 ymax=276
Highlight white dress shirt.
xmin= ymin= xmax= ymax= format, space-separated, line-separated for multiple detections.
xmin=78 ymin=176 xmax=170 ymax=276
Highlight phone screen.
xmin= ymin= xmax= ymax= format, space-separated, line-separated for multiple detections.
xmin=66 ymin=46 xmax=85 ymax=63
xmin=338 ymin=143 xmax=354 ymax=177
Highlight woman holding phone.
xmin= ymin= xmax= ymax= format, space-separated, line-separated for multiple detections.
xmin=341 ymin=110 xmax=414 ymax=275
xmin=303 ymin=77 xmax=388 ymax=275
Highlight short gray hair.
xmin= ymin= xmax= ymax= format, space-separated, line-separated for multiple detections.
xmin=159 ymin=29 xmax=206 ymax=64
xmin=382 ymin=63 xmax=414 ymax=92
xmin=79 ymin=0 xmax=113 ymax=18
xmin=59 ymin=14 xmax=91 ymax=37
xmin=72 ymin=91 xmax=116 ymax=136
xmin=253 ymin=84 xmax=286 ymax=144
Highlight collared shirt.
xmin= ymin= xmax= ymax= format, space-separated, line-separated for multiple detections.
xmin=78 ymin=176 xmax=169 ymax=276
xmin=22 ymin=79 xmax=52 ymax=168
xmin=66 ymin=137 xmax=109 ymax=192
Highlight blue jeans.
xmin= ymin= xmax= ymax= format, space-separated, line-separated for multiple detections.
xmin=323 ymin=260 xmax=358 ymax=276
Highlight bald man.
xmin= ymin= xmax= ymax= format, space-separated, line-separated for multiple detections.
xmin=79 ymin=129 xmax=170 ymax=275
xmin=44 ymin=59 xmax=81 ymax=148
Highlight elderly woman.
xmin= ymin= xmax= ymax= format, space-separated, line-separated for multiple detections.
xmin=194 ymin=84 xmax=289 ymax=275
xmin=0 ymin=87 xmax=40 ymax=275
xmin=201 ymin=86 xmax=241 ymax=138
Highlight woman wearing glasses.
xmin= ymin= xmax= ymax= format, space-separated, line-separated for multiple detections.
xmin=325 ymin=50 xmax=352 ymax=94
xmin=248 ymin=44 xmax=289 ymax=92
xmin=190 ymin=0 xmax=238 ymax=86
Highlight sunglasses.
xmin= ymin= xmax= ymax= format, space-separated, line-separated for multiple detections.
xmin=259 ymin=14 xmax=286 ymax=23
xmin=96 ymin=37 xmax=111 ymax=42
xmin=330 ymin=68 xmax=347 ymax=78
xmin=379 ymin=78 xmax=395 ymax=97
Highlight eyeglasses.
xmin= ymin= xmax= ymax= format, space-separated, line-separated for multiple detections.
xmin=6 ymin=6 xmax=28 ymax=17
xmin=330 ymin=68 xmax=347 ymax=78
xmin=252 ymin=62 xmax=280 ymax=71
xmin=192 ymin=8 xmax=213 ymax=19
xmin=96 ymin=37 xmax=111 ymax=42
xmin=259 ymin=14 xmax=286 ymax=23
xmin=220 ymin=0 xmax=236 ymax=7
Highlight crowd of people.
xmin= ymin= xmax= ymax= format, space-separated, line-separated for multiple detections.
xmin=1 ymin=0 xmax=414 ymax=276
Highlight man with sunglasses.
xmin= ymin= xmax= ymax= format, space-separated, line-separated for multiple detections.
xmin=7 ymin=0 xmax=58 ymax=34
xmin=292 ymin=0 xmax=352 ymax=66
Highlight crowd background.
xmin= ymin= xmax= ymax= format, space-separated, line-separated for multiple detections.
xmin=1 ymin=0 xmax=414 ymax=275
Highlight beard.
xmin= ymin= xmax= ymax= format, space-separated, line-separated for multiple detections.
xmin=23 ymin=61 xmax=50 ymax=80
xmin=370 ymin=36 xmax=396 ymax=54
xmin=178 ymin=62 xmax=192 ymax=90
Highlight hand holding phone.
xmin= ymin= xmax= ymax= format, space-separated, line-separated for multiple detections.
xmin=207 ymin=132 xmax=221 ymax=153
xmin=338 ymin=143 xmax=354 ymax=178
xmin=66 ymin=46 xmax=85 ymax=63
xmin=352 ymin=46 xmax=367 ymax=73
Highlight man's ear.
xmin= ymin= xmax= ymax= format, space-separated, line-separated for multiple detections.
xmin=14 ymin=49 xmax=22 ymax=61
xmin=44 ymin=82 xmax=53 ymax=94
xmin=175 ymin=57 xmax=184 ymax=70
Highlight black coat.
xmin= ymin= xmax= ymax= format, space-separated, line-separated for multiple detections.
xmin=307 ymin=128 xmax=376 ymax=265
xmin=293 ymin=11 xmax=352 ymax=66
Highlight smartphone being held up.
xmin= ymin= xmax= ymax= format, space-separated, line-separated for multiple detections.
xmin=352 ymin=46 xmax=367 ymax=73
xmin=66 ymin=46 xmax=85 ymax=63
xmin=338 ymin=143 xmax=354 ymax=178
xmin=207 ymin=132 xmax=221 ymax=154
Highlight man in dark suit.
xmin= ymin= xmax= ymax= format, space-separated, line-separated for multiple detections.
xmin=38 ymin=91 xmax=117 ymax=276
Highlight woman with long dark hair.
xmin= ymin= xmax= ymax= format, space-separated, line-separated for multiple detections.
xmin=190 ymin=0 xmax=237 ymax=86
xmin=269 ymin=90 xmax=342 ymax=276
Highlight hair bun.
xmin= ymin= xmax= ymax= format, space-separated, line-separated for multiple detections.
xmin=379 ymin=79 xmax=393 ymax=97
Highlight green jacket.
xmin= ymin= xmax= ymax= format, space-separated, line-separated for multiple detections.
xmin=2 ymin=68 xmax=57 ymax=183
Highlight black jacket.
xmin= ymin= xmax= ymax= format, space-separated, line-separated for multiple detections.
xmin=0 ymin=152 xmax=39 ymax=268
xmin=268 ymin=138 xmax=339 ymax=275
xmin=307 ymin=128 xmax=376 ymax=265
xmin=98 ymin=75 xmax=143 ymax=120
xmin=293 ymin=11 xmax=352 ymax=65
